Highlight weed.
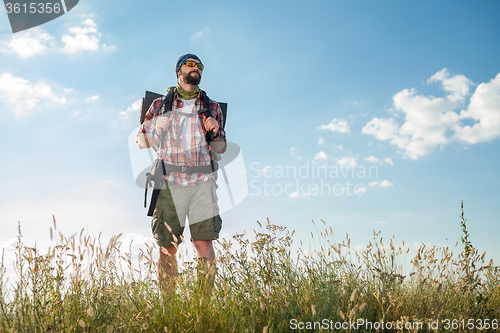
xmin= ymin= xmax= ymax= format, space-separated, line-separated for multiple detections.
xmin=0 ymin=204 xmax=499 ymax=332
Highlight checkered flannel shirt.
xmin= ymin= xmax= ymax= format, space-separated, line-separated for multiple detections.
xmin=141 ymin=89 xmax=226 ymax=186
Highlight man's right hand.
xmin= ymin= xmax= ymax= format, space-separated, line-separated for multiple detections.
xmin=156 ymin=116 xmax=171 ymax=136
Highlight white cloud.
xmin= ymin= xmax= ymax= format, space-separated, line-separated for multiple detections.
xmin=290 ymin=147 xmax=303 ymax=159
xmin=354 ymin=186 xmax=365 ymax=195
xmin=365 ymin=156 xmax=393 ymax=165
xmin=7 ymin=28 xmax=54 ymax=58
xmin=86 ymin=95 xmax=99 ymax=102
xmin=1 ymin=238 xmax=17 ymax=251
xmin=365 ymin=156 xmax=380 ymax=164
xmin=62 ymin=19 xmax=114 ymax=54
xmin=337 ymin=156 xmax=357 ymax=169
xmin=319 ymin=118 xmax=351 ymax=133
xmin=457 ymin=72 xmax=500 ymax=144
xmin=313 ymin=151 xmax=328 ymax=162
xmin=126 ymin=99 xmax=142 ymax=113
xmin=318 ymin=137 xmax=325 ymax=144
xmin=262 ymin=165 xmax=273 ymax=176
xmin=102 ymin=44 xmax=117 ymax=51
xmin=5 ymin=19 xmax=114 ymax=57
xmin=384 ymin=157 xmax=394 ymax=166
xmin=191 ymin=28 xmax=210 ymax=41
xmin=379 ymin=180 xmax=393 ymax=187
xmin=118 ymin=98 xmax=142 ymax=122
xmin=369 ymin=180 xmax=393 ymax=187
xmin=362 ymin=69 xmax=500 ymax=159
xmin=427 ymin=69 xmax=472 ymax=103
xmin=0 ymin=73 xmax=67 ymax=117
xmin=288 ymin=192 xmax=300 ymax=199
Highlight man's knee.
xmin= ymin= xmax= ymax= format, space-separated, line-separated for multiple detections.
xmin=159 ymin=246 xmax=177 ymax=259
xmin=193 ymin=240 xmax=214 ymax=258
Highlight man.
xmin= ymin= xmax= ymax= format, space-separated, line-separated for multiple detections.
xmin=137 ymin=53 xmax=227 ymax=289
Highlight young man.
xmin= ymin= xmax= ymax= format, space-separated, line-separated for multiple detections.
xmin=137 ymin=53 xmax=227 ymax=288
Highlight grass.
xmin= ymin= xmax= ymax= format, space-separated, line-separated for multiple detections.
xmin=0 ymin=202 xmax=499 ymax=332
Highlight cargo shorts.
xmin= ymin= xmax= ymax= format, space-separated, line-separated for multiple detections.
xmin=151 ymin=178 xmax=222 ymax=248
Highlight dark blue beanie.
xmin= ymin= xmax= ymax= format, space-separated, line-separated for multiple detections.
xmin=175 ymin=53 xmax=202 ymax=74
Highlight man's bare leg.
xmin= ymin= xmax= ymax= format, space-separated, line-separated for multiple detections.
xmin=159 ymin=246 xmax=177 ymax=291
xmin=193 ymin=240 xmax=216 ymax=295
xmin=193 ymin=240 xmax=215 ymax=263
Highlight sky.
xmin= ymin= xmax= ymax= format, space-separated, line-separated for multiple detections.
xmin=1 ymin=0 xmax=499 ymax=279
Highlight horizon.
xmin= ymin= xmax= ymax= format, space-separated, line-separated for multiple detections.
xmin=1 ymin=0 xmax=499 ymax=279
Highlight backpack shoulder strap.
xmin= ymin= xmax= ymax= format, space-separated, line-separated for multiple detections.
xmin=152 ymin=90 xmax=175 ymax=118
xmin=200 ymin=90 xmax=212 ymax=115
xmin=153 ymin=90 xmax=175 ymax=150
xmin=199 ymin=90 xmax=227 ymax=129
xmin=199 ymin=90 xmax=215 ymax=143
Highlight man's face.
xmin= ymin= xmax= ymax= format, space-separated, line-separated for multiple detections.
xmin=178 ymin=58 xmax=202 ymax=86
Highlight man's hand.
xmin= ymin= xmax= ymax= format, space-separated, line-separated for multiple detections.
xmin=136 ymin=132 xmax=152 ymax=149
xmin=203 ymin=116 xmax=219 ymax=134
xmin=156 ymin=116 xmax=171 ymax=136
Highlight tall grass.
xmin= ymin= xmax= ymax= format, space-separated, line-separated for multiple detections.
xmin=1 ymin=203 xmax=499 ymax=332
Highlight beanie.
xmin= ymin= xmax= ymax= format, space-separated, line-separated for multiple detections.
xmin=175 ymin=53 xmax=202 ymax=74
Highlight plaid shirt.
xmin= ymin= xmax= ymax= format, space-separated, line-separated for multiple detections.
xmin=141 ymin=89 xmax=226 ymax=186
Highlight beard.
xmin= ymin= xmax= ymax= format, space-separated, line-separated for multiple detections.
xmin=181 ymin=71 xmax=201 ymax=86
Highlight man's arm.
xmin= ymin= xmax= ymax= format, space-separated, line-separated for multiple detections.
xmin=204 ymin=101 xmax=227 ymax=154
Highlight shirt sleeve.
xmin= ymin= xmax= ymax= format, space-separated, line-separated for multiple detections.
xmin=208 ymin=100 xmax=225 ymax=137
xmin=141 ymin=97 xmax=164 ymax=143
xmin=212 ymin=100 xmax=227 ymax=154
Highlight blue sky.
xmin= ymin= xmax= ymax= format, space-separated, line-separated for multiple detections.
xmin=1 ymin=0 xmax=499 ymax=273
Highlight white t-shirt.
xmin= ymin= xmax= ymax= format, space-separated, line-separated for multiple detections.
xmin=179 ymin=98 xmax=196 ymax=162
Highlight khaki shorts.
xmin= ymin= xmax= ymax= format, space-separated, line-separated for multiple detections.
xmin=151 ymin=178 xmax=222 ymax=248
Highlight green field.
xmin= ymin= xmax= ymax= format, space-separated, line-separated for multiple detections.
xmin=1 ymin=202 xmax=499 ymax=332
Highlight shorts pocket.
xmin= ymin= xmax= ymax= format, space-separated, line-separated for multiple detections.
xmin=215 ymin=215 xmax=222 ymax=234
xmin=151 ymin=210 xmax=165 ymax=244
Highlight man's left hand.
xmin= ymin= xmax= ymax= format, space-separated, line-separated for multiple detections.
xmin=203 ymin=116 xmax=219 ymax=134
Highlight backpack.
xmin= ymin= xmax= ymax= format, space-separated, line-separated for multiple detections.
xmin=139 ymin=89 xmax=227 ymax=216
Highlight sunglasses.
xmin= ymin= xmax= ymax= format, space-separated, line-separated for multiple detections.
xmin=183 ymin=60 xmax=204 ymax=71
